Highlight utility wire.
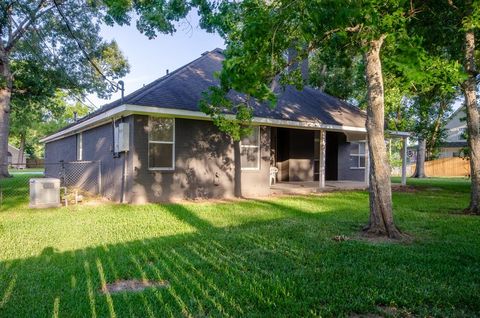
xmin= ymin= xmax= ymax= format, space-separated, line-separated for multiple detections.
xmin=52 ymin=0 xmax=120 ymax=91
xmin=23 ymin=29 xmax=97 ymax=109
xmin=10 ymin=17 xmax=98 ymax=110
xmin=30 ymin=25 xmax=98 ymax=109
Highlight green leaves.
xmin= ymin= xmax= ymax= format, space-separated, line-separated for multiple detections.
xmin=9 ymin=89 xmax=89 ymax=158
xmin=462 ymin=0 xmax=480 ymax=30
xmin=101 ymin=0 xmax=192 ymax=38
xmin=199 ymin=85 xmax=254 ymax=141
xmin=95 ymin=40 xmax=130 ymax=79
xmin=1 ymin=1 xmax=132 ymax=158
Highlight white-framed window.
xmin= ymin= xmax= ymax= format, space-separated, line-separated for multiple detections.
xmin=148 ymin=117 xmax=175 ymax=170
xmin=350 ymin=141 xmax=366 ymax=169
xmin=240 ymin=126 xmax=260 ymax=170
xmin=76 ymin=133 xmax=83 ymax=161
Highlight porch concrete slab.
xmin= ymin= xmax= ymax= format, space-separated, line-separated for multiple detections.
xmin=270 ymin=181 xmax=367 ymax=195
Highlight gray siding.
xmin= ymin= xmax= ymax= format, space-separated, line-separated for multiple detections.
xmin=44 ymin=115 xmax=364 ymax=202
xmin=44 ymin=120 xmax=131 ymax=201
xmin=337 ymin=133 xmax=366 ymax=182
xmin=45 ymin=116 xmax=270 ymax=203
xmin=82 ymin=120 xmax=132 ymax=202
xmin=44 ymin=135 xmax=77 ymax=164
xmin=44 ymin=135 xmax=77 ymax=180
xmin=128 ymin=116 xmax=270 ymax=203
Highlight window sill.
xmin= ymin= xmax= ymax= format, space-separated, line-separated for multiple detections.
xmin=350 ymin=167 xmax=365 ymax=170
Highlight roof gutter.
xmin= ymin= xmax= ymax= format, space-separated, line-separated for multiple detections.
xmin=40 ymin=104 xmax=129 ymax=143
xmin=40 ymin=104 xmax=410 ymax=143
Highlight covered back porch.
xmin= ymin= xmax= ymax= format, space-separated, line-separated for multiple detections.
xmin=269 ymin=126 xmax=408 ymax=193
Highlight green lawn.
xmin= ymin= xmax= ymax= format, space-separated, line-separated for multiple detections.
xmin=9 ymin=167 xmax=45 ymax=173
xmin=0 ymin=177 xmax=479 ymax=317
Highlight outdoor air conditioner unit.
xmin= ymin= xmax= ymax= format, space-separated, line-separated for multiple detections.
xmin=30 ymin=178 xmax=61 ymax=208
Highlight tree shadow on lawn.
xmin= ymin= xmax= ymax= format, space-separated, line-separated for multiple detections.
xmin=0 ymin=200 xmax=479 ymax=317
xmin=392 ymin=177 xmax=471 ymax=194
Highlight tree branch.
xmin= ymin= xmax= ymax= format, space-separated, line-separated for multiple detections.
xmin=6 ymin=0 xmax=55 ymax=52
xmin=7 ymin=3 xmax=13 ymax=45
xmin=346 ymin=24 xmax=363 ymax=33
xmin=447 ymin=0 xmax=458 ymax=10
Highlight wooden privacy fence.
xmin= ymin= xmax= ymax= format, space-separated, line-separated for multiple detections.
xmin=416 ymin=157 xmax=470 ymax=177
xmin=26 ymin=158 xmax=44 ymax=168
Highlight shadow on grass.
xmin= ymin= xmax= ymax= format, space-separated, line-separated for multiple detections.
xmin=0 ymin=198 xmax=479 ymax=317
xmin=162 ymin=204 xmax=214 ymax=231
xmin=392 ymin=177 xmax=471 ymax=194
xmin=0 ymin=222 xmax=303 ymax=317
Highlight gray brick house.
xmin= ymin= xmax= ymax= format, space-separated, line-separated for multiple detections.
xmin=41 ymin=48 xmax=408 ymax=203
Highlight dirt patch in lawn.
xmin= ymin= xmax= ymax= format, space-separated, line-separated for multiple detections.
xmin=101 ymin=279 xmax=170 ymax=294
xmin=332 ymin=235 xmax=351 ymax=242
xmin=331 ymin=230 xmax=414 ymax=245
xmin=392 ymin=185 xmax=446 ymax=193
xmin=355 ymin=231 xmax=414 ymax=245
xmin=391 ymin=185 xmax=421 ymax=193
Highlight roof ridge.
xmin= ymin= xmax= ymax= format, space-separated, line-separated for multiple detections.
xmin=88 ymin=48 xmax=224 ymax=114
xmin=447 ymin=104 xmax=466 ymax=120
xmin=125 ymin=49 xmax=223 ymax=105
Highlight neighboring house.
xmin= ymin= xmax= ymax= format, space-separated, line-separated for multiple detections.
xmin=41 ymin=48 xmax=408 ymax=203
xmin=406 ymin=146 xmax=417 ymax=164
xmin=440 ymin=106 xmax=468 ymax=158
xmin=7 ymin=144 xmax=27 ymax=168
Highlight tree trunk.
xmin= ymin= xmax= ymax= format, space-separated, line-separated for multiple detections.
xmin=363 ymin=36 xmax=401 ymax=239
xmin=0 ymin=51 xmax=12 ymax=178
xmin=319 ymin=65 xmax=327 ymax=91
xmin=233 ymin=139 xmax=243 ymax=198
xmin=18 ymin=133 xmax=26 ymax=167
xmin=463 ymin=28 xmax=480 ymax=214
xmin=427 ymin=100 xmax=448 ymax=159
xmin=414 ymin=138 xmax=427 ymax=178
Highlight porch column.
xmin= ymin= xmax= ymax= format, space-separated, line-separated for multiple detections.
xmin=364 ymin=140 xmax=370 ymax=187
xmin=401 ymin=136 xmax=408 ymax=186
xmin=319 ymin=129 xmax=326 ymax=189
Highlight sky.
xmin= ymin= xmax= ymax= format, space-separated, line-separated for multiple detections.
xmin=87 ymin=16 xmax=464 ymax=113
xmin=87 ymin=14 xmax=225 ymax=108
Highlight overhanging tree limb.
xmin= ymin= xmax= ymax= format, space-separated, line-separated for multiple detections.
xmin=6 ymin=1 xmax=55 ymax=51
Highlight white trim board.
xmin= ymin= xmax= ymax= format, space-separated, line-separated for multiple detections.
xmin=40 ymin=104 xmax=410 ymax=143
xmin=8 ymin=144 xmax=21 ymax=151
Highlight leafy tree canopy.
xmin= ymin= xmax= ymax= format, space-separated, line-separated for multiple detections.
xmin=1 ymin=0 xmax=132 ymax=166
xmin=10 ymin=90 xmax=89 ymax=158
xmin=1 ymin=0 xmax=130 ymax=97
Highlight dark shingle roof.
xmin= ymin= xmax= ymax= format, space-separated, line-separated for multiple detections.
xmin=57 ymin=48 xmax=366 ymax=133
xmin=442 ymin=141 xmax=467 ymax=148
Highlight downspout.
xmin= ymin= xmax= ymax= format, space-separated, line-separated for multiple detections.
xmin=119 ymin=85 xmax=127 ymax=203
xmin=112 ymin=117 xmax=118 ymax=157
xmin=112 ymin=116 xmax=126 ymax=203
xmin=121 ymin=147 xmax=127 ymax=203
xmin=120 ymin=117 xmax=128 ymax=204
